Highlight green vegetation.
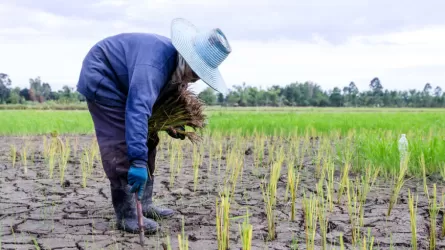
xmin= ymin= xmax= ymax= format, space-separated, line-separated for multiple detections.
xmin=2 ymin=108 xmax=445 ymax=177
xmin=1 ymin=72 xmax=444 ymax=108
xmin=2 ymin=108 xmax=445 ymax=135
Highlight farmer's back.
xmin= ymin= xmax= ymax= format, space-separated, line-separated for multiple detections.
xmin=77 ymin=33 xmax=178 ymax=107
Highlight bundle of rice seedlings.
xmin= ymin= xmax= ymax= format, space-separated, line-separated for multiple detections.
xmin=148 ymin=81 xmax=206 ymax=143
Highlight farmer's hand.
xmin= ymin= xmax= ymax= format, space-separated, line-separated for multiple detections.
xmin=128 ymin=164 xmax=148 ymax=200
xmin=167 ymin=126 xmax=186 ymax=140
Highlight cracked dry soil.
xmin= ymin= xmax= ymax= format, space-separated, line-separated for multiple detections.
xmin=0 ymin=135 xmax=444 ymax=250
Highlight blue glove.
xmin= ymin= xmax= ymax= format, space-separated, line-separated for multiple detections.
xmin=128 ymin=164 xmax=148 ymax=200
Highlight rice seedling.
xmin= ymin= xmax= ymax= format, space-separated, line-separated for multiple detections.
xmin=21 ymin=141 xmax=29 ymax=174
xmin=178 ymin=216 xmax=189 ymax=250
xmin=238 ymin=209 xmax=253 ymax=250
xmin=207 ymin=140 xmax=213 ymax=172
xmin=10 ymin=144 xmax=16 ymax=168
xmin=358 ymin=165 xmax=380 ymax=226
xmin=261 ymin=160 xmax=282 ymax=241
xmin=175 ymin=141 xmax=184 ymax=176
xmin=440 ymin=163 xmax=445 ymax=181
xmin=407 ymin=189 xmax=418 ymax=250
xmin=317 ymin=197 xmax=329 ymax=249
xmin=421 ymin=153 xmax=429 ymax=198
xmin=87 ymin=138 xmax=99 ymax=175
xmin=48 ymin=140 xmax=57 ymax=178
xmin=442 ymin=193 xmax=445 ymax=239
xmin=339 ymin=233 xmax=345 ymax=250
xmin=253 ymin=134 xmax=266 ymax=169
xmin=164 ymin=234 xmax=173 ymax=250
xmin=361 ymin=229 xmax=375 ymax=250
xmin=337 ymin=162 xmax=351 ymax=204
xmin=192 ymin=144 xmax=200 ymax=191
xmin=298 ymin=131 xmax=311 ymax=170
xmin=80 ymin=150 xmax=89 ymax=188
xmin=325 ymin=158 xmax=335 ymax=212
xmin=314 ymin=138 xmax=326 ymax=178
xmin=302 ymin=191 xmax=318 ymax=249
xmin=148 ymin=81 xmax=206 ymax=143
xmin=216 ymin=189 xmax=230 ymax=250
xmin=387 ymin=154 xmax=409 ymax=216
xmin=286 ymin=165 xmax=300 ymax=221
xmin=290 ymin=237 xmax=298 ymax=250
xmin=346 ymin=179 xmax=361 ymax=246
xmin=428 ymin=184 xmax=438 ymax=250
xmin=72 ymin=136 xmax=79 ymax=158
xmin=217 ymin=142 xmax=223 ymax=174
xmin=169 ymin=141 xmax=177 ymax=188
xmin=224 ymin=146 xmax=244 ymax=199
xmin=59 ymin=137 xmax=71 ymax=186
xmin=42 ymin=135 xmax=49 ymax=159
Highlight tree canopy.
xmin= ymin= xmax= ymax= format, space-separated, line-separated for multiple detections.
xmin=0 ymin=72 xmax=443 ymax=108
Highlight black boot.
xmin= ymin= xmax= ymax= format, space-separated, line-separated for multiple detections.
xmin=141 ymin=176 xmax=175 ymax=220
xmin=110 ymin=185 xmax=160 ymax=234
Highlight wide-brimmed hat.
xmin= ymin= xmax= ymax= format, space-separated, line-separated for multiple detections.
xmin=171 ymin=18 xmax=232 ymax=95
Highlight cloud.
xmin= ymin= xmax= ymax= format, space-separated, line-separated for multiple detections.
xmin=3 ymin=0 xmax=445 ymax=43
xmin=0 ymin=0 xmax=444 ymax=93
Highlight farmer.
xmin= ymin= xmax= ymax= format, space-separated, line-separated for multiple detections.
xmin=76 ymin=18 xmax=231 ymax=234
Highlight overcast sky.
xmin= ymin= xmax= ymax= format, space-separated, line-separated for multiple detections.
xmin=0 ymin=0 xmax=444 ymax=93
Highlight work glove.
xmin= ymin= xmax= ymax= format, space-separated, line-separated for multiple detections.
xmin=128 ymin=163 xmax=148 ymax=200
xmin=166 ymin=126 xmax=186 ymax=140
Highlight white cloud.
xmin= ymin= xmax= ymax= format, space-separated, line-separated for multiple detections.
xmin=0 ymin=1 xmax=444 ymax=94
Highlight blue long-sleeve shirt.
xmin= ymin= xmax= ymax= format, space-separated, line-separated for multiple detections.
xmin=77 ymin=33 xmax=178 ymax=166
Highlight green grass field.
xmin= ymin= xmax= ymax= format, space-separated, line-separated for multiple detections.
xmin=1 ymin=108 xmax=444 ymax=177
xmin=1 ymin=108 xmax=444 ymax=135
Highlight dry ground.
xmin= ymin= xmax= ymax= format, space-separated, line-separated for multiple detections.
xmin=0 ymin=135 xmax=444 ymax=250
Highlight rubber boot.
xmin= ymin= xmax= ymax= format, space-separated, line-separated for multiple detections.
xmin=110 ymin=185 xmax=160 ymax=234
xmin=141 ymin=176 xmax=175 ymax=220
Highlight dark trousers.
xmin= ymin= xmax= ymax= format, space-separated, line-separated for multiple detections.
xmin=87 ymin=101 xmax=158 ymax=188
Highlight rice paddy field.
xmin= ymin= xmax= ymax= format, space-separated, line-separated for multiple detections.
xmin=1 ymin=107 xmax=445 ymax=249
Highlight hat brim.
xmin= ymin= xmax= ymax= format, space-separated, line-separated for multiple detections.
xmin=171 ymin=18 xmax=228 ymax=95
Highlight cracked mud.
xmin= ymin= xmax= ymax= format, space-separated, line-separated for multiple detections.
xmin=0 ymin=135 xmax=444 ymax=249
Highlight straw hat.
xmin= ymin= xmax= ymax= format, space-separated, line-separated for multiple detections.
xmin=171 ymin=18 xmax=232 ymax=95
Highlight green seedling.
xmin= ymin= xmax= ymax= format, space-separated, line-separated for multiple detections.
xmin=10 ymin=144 xmax=16 ymax=168
xmin=428 ymin=184 xmax=438 ymax=250
xmin=238 ymin=209 xmax=253 ymax=250
xmin=216 ymin=189 xmax=230 ymax=250
xmin=261 ymin=160 xmax=282 ymax=241
xmin=407 ymin=189 xmax=418 ymax=250
xmin=387 ymin=154 xmax=409 ymax=216
xmin=192 ymin=145 xmax=200 ymax=191
xmin=302 ymin=191 xmax=318 ymax=249
xmin=178 ymin=216 xmax=189 ymax=250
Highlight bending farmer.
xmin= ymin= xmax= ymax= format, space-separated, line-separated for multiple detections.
xmin=76 ymin=18 xmax=231 ymax=233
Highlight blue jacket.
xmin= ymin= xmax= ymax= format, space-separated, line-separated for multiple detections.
xmin=77 ymin=33 xmax=178 ymax=166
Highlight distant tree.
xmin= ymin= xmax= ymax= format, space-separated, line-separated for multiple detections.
xmin=370 ymin=77 xmax=383 ymax=93
xmin=29 ymin=77 xmax=43 ymax=102
xmin=198 ymin=87 xmax=217 ymax=105
xmin=329 ymin=87 xmax=344 ymax=107
xmin=20 ymin=88 xmax=30 ymax=101
xmin=348 ymin=81 xmax=359 ymax=106
xmin=423 ymin=83 xmax=432 ymax=94
xmin=0 ymin=73 xmax=12 ymax=104
xmin=434 ymin=86 xmax=442 ymax=97
xmin=217 ymin=92 xmax=225 ymax=105
xmin=7 ymin=87 xmax=21 ymax=104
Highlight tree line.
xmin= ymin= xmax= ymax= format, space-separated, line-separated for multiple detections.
xmin=1 ymin=73 xmax=444 ymax=107
xmin=199 ymin=78 xmax=445 ymax=108
xmin=0 ymin=74 xmax=84 ymax=104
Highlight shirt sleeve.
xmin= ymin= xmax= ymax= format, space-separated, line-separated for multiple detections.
xmin=125 ymin=64 xmax=166 ymax=166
